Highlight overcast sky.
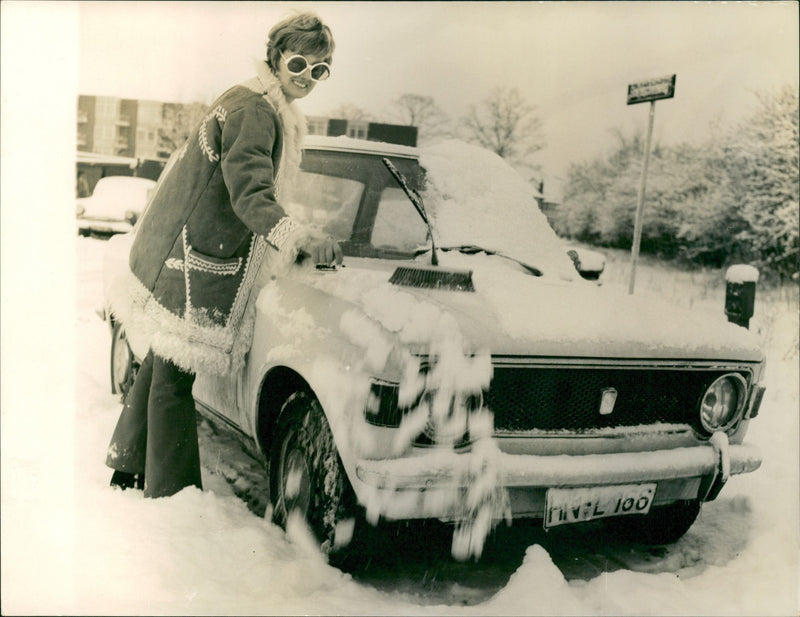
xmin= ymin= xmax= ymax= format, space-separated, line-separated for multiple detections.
xmin=0 ymin=1 xmax=797 ymax=195
xmin=73 ymin=1 xmax=799 ymax=189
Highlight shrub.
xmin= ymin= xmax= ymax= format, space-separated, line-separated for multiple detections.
xmin=556 ymin=84 xmax=799 ymax=278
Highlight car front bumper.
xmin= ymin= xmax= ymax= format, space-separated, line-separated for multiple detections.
xmin=353 ymin=435 xmax=762 ymax=520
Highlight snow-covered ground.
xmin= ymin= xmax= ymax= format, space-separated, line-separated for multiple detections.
xmin=2 ymin=234 xmax=798 ymax=615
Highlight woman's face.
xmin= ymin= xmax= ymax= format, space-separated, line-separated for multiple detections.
xmin=276 ymin=49 xmax=327 ymax=102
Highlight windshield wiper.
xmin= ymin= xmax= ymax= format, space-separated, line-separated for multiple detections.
xmin=416 ymin=244 xmax=543 ymax=277
xmin=382 ymin=158 xmax=439 ymax=266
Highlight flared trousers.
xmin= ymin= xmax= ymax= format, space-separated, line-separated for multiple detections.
xmin=105 ymin=350 xmax=202 ymax=498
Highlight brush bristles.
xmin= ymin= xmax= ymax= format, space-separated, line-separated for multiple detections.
xmin=389 ymin=267 xmax=475 ymax=292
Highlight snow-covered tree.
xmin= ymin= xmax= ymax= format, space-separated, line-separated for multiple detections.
xmin=555 ymin=130 xmax=644 ymax=248
xmin=721 ymin=85 xmax=799 ymax=277
xmin=673 ymin=140 xmax=747 ymax=267
xmin=557 ymin=84 xmax=799 ymax=277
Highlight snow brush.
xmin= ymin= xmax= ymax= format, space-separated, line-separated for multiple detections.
xmin=389 ymin=265 xmax=475 ymax=292
xmin=383 ymin=158 xmax=475 ymax=292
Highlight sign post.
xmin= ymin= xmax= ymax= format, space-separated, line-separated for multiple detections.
xmin=626 ymin=74 xmax=676 ymax=294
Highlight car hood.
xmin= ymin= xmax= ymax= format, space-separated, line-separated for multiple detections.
xmin=299 ymin=253 xmax=763 ymax=363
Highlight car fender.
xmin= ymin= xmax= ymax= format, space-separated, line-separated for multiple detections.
xmin=242 ymin=271 xmax=406 ymax=470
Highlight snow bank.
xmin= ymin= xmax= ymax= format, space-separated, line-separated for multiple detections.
xmin=4 ymin=228 xmax=798 ymax=615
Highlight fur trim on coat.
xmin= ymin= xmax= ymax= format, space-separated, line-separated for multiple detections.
xmin=108 ymin=65 xmax=313 ymax=376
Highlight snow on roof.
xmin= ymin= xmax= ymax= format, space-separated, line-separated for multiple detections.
xmin=76 ymin=151 xmax=139 ymax=167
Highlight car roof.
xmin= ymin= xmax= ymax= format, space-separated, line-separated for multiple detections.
xmin=95 ymin=176 xmax=156 ymax=186
xmin=302 ymin=135 xmax=419 ymax=160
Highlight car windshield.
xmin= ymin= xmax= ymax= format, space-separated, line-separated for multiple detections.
xmin=283 ymin=149 xmax=429 ymax=258
xmin=419 ymin=141 xmax=578 ymax=279
xmin=284 ymin=142 xmax=577 ymax=277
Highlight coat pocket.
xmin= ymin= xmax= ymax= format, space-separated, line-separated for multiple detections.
xmin=185 ymin=247 xmax=245 ymax=328
xmin=186 ymin=249 xmax=242 ymax=276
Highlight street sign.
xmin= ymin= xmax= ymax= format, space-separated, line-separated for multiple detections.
xmin=627 ymin=74 xmax=676 ymax=105
xmin=626 ymin=73 xmax=677 ymax=294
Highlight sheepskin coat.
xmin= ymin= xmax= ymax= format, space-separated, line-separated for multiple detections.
xmin=108 ymin=63 xmax=311 ymax=375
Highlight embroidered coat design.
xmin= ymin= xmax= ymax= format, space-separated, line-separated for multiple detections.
xmin=107 ymin=64 xmax=310 ymax=375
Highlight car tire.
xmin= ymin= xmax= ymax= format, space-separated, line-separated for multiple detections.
xmin=110 ymin=321 xmax=137 ymax=399
xmin=604 ymin=499 xmax=702 ymax=545
xmin=270 ymin=392 xmax=358 ymax=555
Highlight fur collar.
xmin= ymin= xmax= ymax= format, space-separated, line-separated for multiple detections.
xmin=241 ymin=60 xmax=307 ymax=200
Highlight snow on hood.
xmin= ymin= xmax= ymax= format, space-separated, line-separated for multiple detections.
xmin=304 ymin=253 xmax=763 ymax=362
xmin=459 ymin=253 xmax=764 ymax=360
xmin=419 ymin=140 xmax=577 ymax=281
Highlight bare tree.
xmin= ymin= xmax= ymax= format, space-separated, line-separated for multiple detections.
xmin=389 ymin=93 xmax=452 ymax=143
xmin=462 ymin=87 xmax=545 ymax=164
xmin=327 ymin=103 xmax=373 ymax=122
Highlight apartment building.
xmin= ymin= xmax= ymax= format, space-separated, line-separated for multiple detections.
xmin=78 ymin=95 xmax=164 ymax=159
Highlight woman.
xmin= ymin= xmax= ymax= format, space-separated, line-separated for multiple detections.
xmin=105 ymin=12 xmax=341 ymax=498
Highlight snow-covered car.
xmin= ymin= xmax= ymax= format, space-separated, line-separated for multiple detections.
xmin=77 ymin=176 xmax=156 ymax=237
xmin=101 ymin=136 xmax=765 ymax=555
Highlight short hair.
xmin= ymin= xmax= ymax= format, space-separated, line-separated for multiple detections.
xmin=266 ymin=12 xmax=335 ymax=73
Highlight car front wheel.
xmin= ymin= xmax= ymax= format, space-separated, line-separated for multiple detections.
xmin=270 ymin=392 xmax=357 ymax=555
xmin=604 ymin=499 xmax=702 ymax=545
xmin=110 ymin=321 xmax=137 ymax=399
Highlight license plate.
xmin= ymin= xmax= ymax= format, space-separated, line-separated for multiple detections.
xmin=544 ymin=483 xmax=656 ymax=529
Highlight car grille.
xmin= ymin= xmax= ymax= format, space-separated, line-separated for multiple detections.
xmin=486 ymin=366 xmax=750 ymax=433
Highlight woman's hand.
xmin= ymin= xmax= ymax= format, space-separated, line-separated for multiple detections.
xmin=298 ymin=237 xmax=343 ymax=266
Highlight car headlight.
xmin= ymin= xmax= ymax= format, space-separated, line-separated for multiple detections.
xmin=700 ymin=373 xmax=747 ymax=433
xmin=365 ymin=378 xmax=403 ymax=427
xmin=364 ymin=377 xmax=480 ymax=448
xmin=419 ymin=391 xmax=482 ymax=446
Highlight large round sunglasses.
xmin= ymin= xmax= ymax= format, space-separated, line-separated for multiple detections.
xmin=281 ymin=53 xmax=331 ymax=82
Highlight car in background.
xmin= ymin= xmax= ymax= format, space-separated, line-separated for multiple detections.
xmin=101 ymin=136 xmax=765 ymax=556
xmin=77 ymin=176 xmax=156 ymax=237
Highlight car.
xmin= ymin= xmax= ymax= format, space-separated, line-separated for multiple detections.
xmin=101 ymin=136 xmax=765 ymax=556
xmin=77 ymin=175 xmax=156 ymax=237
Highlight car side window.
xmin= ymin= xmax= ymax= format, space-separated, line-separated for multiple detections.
xmin=283 ymin=171 xmax=364 ymax=242
xmin=371 ymin=187 xmax=429 ymax=252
